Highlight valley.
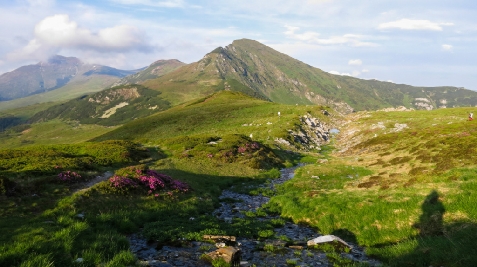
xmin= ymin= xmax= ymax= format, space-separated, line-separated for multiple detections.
xmin=1 ymin=39 xmax=477 ymax=267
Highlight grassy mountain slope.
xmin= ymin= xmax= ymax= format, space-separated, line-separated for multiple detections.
xmin=3 ymin=85 xmax=477 ymax=265
xmin=140 ymin=39 xmax=477 ymax=113
xmin=4 ymin=38 xmax=477 ymax=267
xmin=141 ymin=53 xmax=233 ymax=105
xmin=0 ymin=56 xmax=82 ymax=101
xmin=0 ymin=56 xmax=140 ymax=111
xmin=269 ymin=107 xmax=477 ymax=266
xmin=29 ymin=84 xmax=171 ymax=126
xmin=111 ymin=59 xmax=185 ymax=87
xmin=92 ymin=90 xmax=331 ymax=145
xmin=0 ymin=73 xmax=121 ymax=112
xmin=0 ymin=90 xmax=330 ymax=266
xmin=216 ymin=39 xmax=477 ymax=112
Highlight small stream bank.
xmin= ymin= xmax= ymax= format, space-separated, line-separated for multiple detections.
xmin=129 ymin=166 xmax=381 ymax=267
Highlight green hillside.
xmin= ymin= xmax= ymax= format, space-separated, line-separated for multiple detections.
xmin=139 ymin=39 xmax=477 ymax=113
xmin=111 ymin=59 xmax=185 ymax=87
xmin=29 ymin=84 xmax=171 ymax=126
xmin=269 ymin=107 xmax=477 ymax=266
xmin=2 ymin=39 xmax=477 ymax=267
xmin=0 ymin=91 xmax=328 ymax=266
xmin=2 ymin=85 xmax=477 ymax=266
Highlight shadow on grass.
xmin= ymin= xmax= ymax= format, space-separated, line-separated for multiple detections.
xmin=373 ymin=190 xmax=477 ymax=267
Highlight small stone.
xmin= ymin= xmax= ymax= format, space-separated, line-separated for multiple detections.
xmin=75 ymin=258 xmax=84 ymax=263
xmin=307 ymin=235 xmax=350 ymax=248
xmin=215 ymin=242 xmax=226 ymax=248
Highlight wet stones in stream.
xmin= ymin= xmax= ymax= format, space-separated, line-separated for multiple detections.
xmin=129 ymin=166 xmax=382 ymax=266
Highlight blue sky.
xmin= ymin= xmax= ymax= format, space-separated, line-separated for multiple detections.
xmin=1 ymin=0 xmax=476 ymax=89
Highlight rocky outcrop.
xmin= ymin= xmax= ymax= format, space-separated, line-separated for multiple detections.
xmin=414 ymin=98 xmax=434 ymax=110
xmin=282 ymin=114 xmax=331 ymax=151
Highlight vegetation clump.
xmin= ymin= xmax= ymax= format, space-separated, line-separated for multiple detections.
xmin=104 ymin=165 xmax=189 ymax=197
xmin=0 ymin=141 xmax=149 ymax=178
xmin=0 ymin=177 xmax=18 ymax=196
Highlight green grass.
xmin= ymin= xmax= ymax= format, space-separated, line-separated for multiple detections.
xmin=93 ymin=91 xmax=333 ymax=147
xmin=0 ymin=91 xmax=311 ymax=266
xmin=5 ymin=88 xmax=477 ymax=266
xmin=29 ymin=84 xmax=171 ymax=126
xmin=268 ymin=107 xmax=477 ymax=266
xmin=0 ymin=150 xmax=293 ymax=266
xmin=0 ymin=120 xmax=118 ymax=149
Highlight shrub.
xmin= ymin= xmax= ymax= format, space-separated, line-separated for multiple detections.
xmin=106 ymin=167 xmax=189 ymax=196
xmin=57 ymin=171 xmax=82 ymax=183
xmin=0 ymin=177 xmax=18 ymax=196
xmin=109 ymin=176 xmax=138 ymax=189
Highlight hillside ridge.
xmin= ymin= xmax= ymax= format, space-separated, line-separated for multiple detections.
xmin=0 ymin=55 xmax=139 ymax=102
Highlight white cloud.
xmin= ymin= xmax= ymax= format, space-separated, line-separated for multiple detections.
xmin=348 ymin=59 xmax=362 ymax=65
xmin=109 ymin=0 xmax=185 ymax=8
xmin=362 ymin=69 xmax=369 ymax=73
xmin=328 ymin=70 xmax=360 ymax=77
xmin=284 ymin=26 xmax=377 ymax=47
xmin=378 ymin=19 xmax=454 ymax=31
xmin=442 ymin=44 xmax=453 ymax=51
xmin=7 ymin=14 xmax=152 ymax=61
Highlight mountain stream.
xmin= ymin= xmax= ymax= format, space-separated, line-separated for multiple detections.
xmin=129 ymin=166 xmax=382 ymax=267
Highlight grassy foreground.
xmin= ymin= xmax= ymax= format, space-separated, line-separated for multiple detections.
xmin=4 ymin=89 xmax=477 ymax=266
xmin=0 ymin=91 xmax=327 ymax=266
xmin=268 ymin=107 xmax=477 ymax=266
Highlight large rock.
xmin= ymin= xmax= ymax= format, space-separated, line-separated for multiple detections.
xmin=206 ymin=246 xmax=241 ymax=266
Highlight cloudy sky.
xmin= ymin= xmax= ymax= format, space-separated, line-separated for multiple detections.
xmin=1 ymin=0 xmax=476 ymax=89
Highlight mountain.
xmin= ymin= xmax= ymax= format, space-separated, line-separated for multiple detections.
xmin=0 ymin=55 xmax=139 ymax=102
xmin=140 ymin=39 xmax=477 ymax=113
xmin=23 ymin=39 xmax=477 ymax=127
xmin=110 ymin=59 xmax=185 ymax=87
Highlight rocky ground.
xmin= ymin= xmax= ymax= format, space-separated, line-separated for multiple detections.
xmin=129 ymin=166 xmax=382 ymax=267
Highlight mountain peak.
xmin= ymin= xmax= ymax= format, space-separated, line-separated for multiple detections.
xmin=40 ymin=55 xmax=82 ymax=66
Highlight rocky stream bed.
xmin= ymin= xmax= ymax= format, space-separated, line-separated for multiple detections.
xmin=129 ymin=166 xmax=382 ymax=267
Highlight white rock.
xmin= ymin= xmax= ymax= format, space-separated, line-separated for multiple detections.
xmin=307 ymin=235 xmax=350 ymax=247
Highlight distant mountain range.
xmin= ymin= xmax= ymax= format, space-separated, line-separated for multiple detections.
xmin=136 ymin=39 xmax=477 ymax=113
xmin=111 ymin=59 xmax=185 ymax=88
xmin=10 ymin=39 xmax=477 ymax=127
xmin=0 ymin=55 xmax=139 ymax=102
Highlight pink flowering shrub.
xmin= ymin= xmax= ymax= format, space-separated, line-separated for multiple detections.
xmin=109 ymin=175 xmax=138 ymax=189
xmin=237 ymin=142 xmax=260 ymax=154
xmin=57 ymin=170 xmax=82 ymax=183
xmin=170 ymin=180 xmax=189 ymax=193
xmin=108 ymin=166 xmax=189 ymax=196
xmin=139 ymin=175 xmax=165 ymax=190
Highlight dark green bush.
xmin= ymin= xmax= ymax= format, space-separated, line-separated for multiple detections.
xmin=0 ymin=177 xmax=18 ymax=196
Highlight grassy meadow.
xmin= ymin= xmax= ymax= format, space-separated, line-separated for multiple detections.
xmin=2 ymin=88 xmax=477 ymax=266
xmin=0 ymin=91 xmax=325 ymax=266
xmin=268 ymin=107 xmax=477 ymax=266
